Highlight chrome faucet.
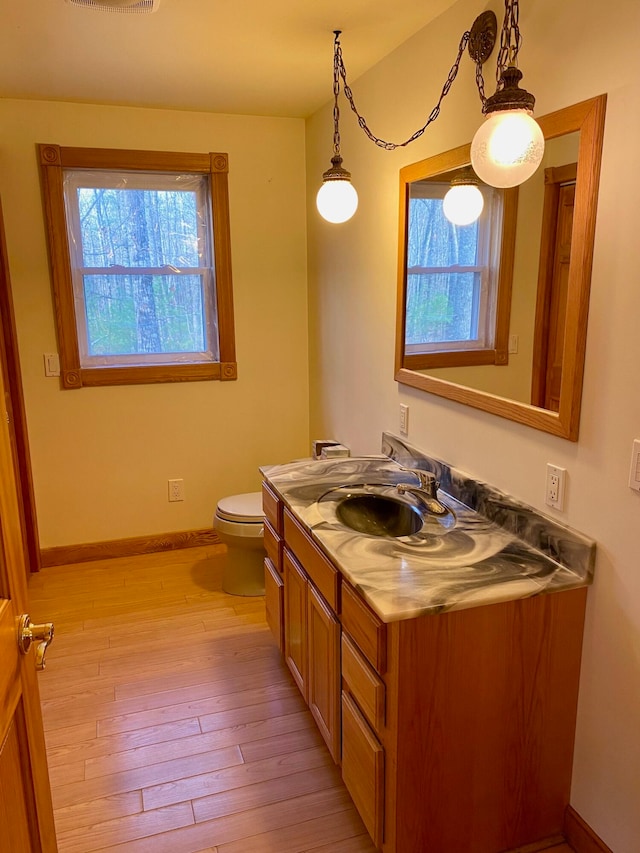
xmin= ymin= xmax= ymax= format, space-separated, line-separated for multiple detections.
xmin=396 ymin=468 xmax=447 ymax=515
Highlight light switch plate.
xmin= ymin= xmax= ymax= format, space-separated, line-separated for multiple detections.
xmin=44 ymin=352 xmax=60 ymax=377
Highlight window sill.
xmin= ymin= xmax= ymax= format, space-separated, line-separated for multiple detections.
xmin=60 ymin=362 xmax=237 ymax=388
xmin=403 ymin=349 xmax=507 ymax=370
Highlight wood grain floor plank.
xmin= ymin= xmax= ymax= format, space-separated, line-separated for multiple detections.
xmin=41 ymin=643 xmax=281 ymax=703
xmin=197 ymin=694 xmax=306 ymax=734
xmin=215 ymin=805 xmax=369 ymax=853
xmin=312 ymin=834 xmax=377 ymax=852
xmin=48 ymin=760 xmax=85 ymax=787
xmin=46 ymin=717 xmax=203 ymax=769
xmin=142 ymin=745 xmax=333 ymax=811
xmin=192 ymin=764 xmax=343 ymax=824
xmin=45 ymin=660 xmax=289 ymax=733
xmin=85 ymin=711 xmax=311 ymax=779
xmin=53 ymin=744 xmax=244 ymax=810
xmin=238 ymin=724 xmax=325 ymax=763
xmin=53 ymin=790 xmax=143 ymax=835
xmin=56 ymin=801 xmax=195 ymax=853
xmin=42 ymin=720 xmax=97 ymax=749
xmin=114 ymin=645 xmax=281 ymax=700
xmin=97 ymin=681 xmax=298 ymax=737
xmin=99 ymin=786 xmax=353 ymax=853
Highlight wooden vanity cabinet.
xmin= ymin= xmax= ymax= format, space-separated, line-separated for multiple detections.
xmin=262 ymin=481 xmax=588 ymax=853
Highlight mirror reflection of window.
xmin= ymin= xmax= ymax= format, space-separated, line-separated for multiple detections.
xmin=406 ymin=179 xmax=507 ymax=360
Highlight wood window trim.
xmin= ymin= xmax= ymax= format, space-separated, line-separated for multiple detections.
xmin=38 ymin=144 xmax=237 ymax=388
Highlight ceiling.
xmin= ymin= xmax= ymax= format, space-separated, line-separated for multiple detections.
xmin=0 ymin=0 xmax=458 ymax=118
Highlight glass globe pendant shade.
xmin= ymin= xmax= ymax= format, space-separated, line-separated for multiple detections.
xmin=443 ymin=182 xmax=484 ymax=226
xmin=316 ymin=176 xmax=359 ymax=224
xmin=471 ymin=108 xmax=544 ymax=188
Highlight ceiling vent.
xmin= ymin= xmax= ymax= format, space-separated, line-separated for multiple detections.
xmin=65 ymin=0 xmax=161 ymax=12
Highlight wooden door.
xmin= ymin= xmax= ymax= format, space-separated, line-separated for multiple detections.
xmin=307 ymin=583 xmax=341 ymax=763
xmin=0 ymin=353 xmax=57 ymax=851
xmin=531 ymin=163 xmax=578 ymax=411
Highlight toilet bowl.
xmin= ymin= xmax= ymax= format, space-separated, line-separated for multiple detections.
xmin=213 ymin=492 xmax=265 ymax=596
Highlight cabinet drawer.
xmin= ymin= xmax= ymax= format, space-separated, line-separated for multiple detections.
xmin=263 ymin=519 xmax=282 ymax=573
xmin=341 ymin=690 xmax=384 ymax=848
xmin=262 ymin=482 xmax=283 ymax=536
xmin=264 ymin=557 xmax=284 ymax=652
xmin=342 ymin=633 xmax=385 ymax=733
xmin=341 ymin=582 xmax=387 ymax=674
xmin=284 ymin=509 xmax=339 ymax=612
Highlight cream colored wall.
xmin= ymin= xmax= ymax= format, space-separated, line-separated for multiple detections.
xmin=306 ymin=0 xmax=640 ymax=850
xmin=0 ymin=99 xmax=309 ymax=547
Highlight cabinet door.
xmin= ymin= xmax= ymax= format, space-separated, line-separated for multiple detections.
xmin=264 ymin=557 xmax=284 ymax=652
xmin=283 ymin=550 xmax=308 ymax=701
xmin=342 ymin=691 xmax=385 ymax=849
xmin=307 ymin=583 xmax=341 ymax=763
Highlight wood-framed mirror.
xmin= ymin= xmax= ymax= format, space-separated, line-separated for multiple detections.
xmin=395 ymin=95 xmax=607 ymax=441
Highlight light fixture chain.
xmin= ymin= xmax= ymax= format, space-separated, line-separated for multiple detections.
xmin=335 ymin=32 xmax=471 ymax=151
xmin=332 ymin=31 xmax=342 ymax=156
xmin=497 ymin=0 xmax=522 ymax=85
xmin=475 ymin=60 xmax=488 ymax=107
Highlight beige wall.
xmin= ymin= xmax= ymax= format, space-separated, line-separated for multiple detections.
xmin=0 ymin=99 xmax=310 ymax=547
xmin=306 ymin=0 xmax=640 ymax=850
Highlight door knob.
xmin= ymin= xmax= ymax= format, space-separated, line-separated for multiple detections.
xmin=18 ymin=614 xmax=55 ymax=671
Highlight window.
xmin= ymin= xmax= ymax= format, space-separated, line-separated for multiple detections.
xmin=403 ymin=178 xmax=513 ymax=369
xmin=39 ymin=145 xmax=236 ymax=387
xmin=406 ymin=181 xmax=501 ymax=353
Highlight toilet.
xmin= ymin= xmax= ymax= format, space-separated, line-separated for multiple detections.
xmin=213 ymin=492 xmax=265 ymax=596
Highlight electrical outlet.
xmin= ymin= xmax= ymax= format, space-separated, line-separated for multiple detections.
xmin=168 ymin=478 xmax=184 ymax=502
xmin=399 ymin=404 xmax=409 ymax=436
xmin=545 ymin=464 xmax=566 ymax=510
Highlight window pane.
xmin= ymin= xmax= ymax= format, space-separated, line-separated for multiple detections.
xmin=83 ymin=274 xmax=206 ymax=356
xmin=405 ymin=272 xmax=479 ymax=345
xmin=77 ymin=186 xmax=203 ymax=268
xmin=407 ymin=198 xmax=479 ymax=268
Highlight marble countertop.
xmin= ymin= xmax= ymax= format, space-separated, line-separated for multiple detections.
xmin=260 ymin=436 xmax=595 ymax=623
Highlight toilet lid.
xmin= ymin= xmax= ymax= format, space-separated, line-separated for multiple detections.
xmin=217 ymin=492 xmax=264 ymax=523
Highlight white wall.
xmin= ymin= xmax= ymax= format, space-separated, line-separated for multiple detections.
xmin=0 ymin=99 xmax=310 ymax=547
xmin=306 ymin=0 xmax=640 ymax=850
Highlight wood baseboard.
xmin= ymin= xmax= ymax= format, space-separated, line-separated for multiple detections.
xmin=40 ymin=528 xmax=222 ymax=567
xmin=564 ymin=806 xmax=613 ymax=853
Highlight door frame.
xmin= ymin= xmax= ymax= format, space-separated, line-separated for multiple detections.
xmin=0 ymin=198 xmax=41 ymax=575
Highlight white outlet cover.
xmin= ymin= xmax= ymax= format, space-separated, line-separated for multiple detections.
xmin=545 ymin=463 xmax=566 ymax=510
xmin=399 ymin=404 xmax=409 ymax=436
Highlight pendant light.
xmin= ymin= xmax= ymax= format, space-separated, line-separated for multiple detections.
xmin=443 ymin=168 xmax=485 ymax=226
xmin=316 ymin=31 xmax=358 ymax=224
xmin=471 ymin=65 xmax=544 ymax=188
xmin=471 ymin=1 xmax=544 ymax=187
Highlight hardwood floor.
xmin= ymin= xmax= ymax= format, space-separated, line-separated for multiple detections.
xmin=29 ymin=545 xmax=375 ymax=853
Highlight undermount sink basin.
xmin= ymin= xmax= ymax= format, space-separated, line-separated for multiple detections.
xmin=316 ymin=483 xmax=456 ymax=539
xmin=336 ymin=493 xmax=424 ymax=538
